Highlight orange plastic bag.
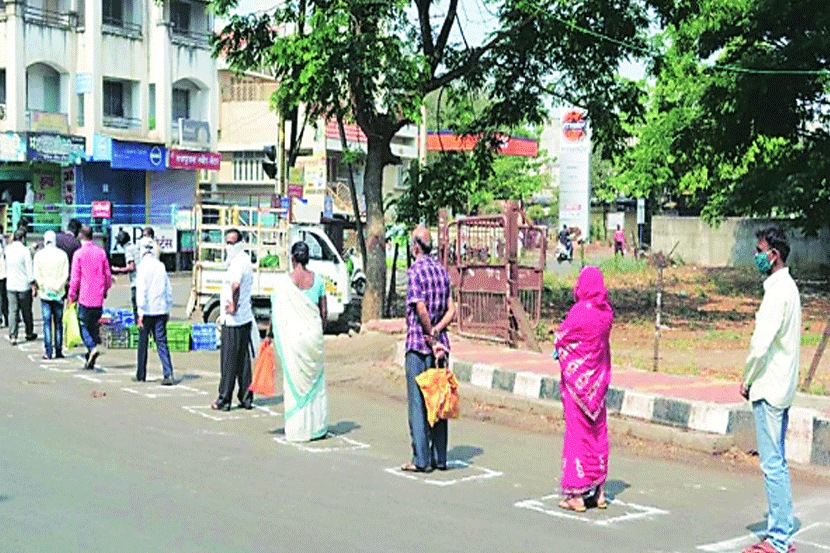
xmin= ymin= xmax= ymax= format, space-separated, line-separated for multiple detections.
xmin=415 ymin=368 xmax=460 ymax=426
xmin=249 ymin=339 xmax=276 ymax=397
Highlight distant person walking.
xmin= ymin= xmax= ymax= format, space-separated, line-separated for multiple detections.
xmin=559 ymin=224 xmax=573 ymax=260
xmin=135 ymin=239 xmax=175 ymax=385
xmin=740 ymin=227 xmax=801 ymax=553
xmin=68 ymin=226 xmax=112 ymax=370
xmin=554 ymin=266 xmax=613 ymax=512
xmin=111 ymin=230 xmax=140 ymax=321
xmin=211 ymin=228 xmax=254 ymax=411
xmin=33 ymin=231 xmax=69 ymax=359
xmin=0 ymin=234 xmax=8 ymax=328
xmin=401 ymin=225 xmax=456 ymax=473
xmin=56 ymin=218 xmax=82 ymax=268
xmin=271 ymin=241 xmax=328 ymax=442
xmin=613 ymin=224 xmax=625 ymax=257
xmin=6 ymin=229 xmax=37 ymax=345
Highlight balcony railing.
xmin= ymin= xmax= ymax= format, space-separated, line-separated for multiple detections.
xmin=23 ymin=5 xmax=74 ymax=29
xmin=102 ymin=16 xmax=142 ymax=39
xmin=103 ymin=114 xmax=142 ymax=130
xmin=170 ymin=26 xmax=213 ymax=48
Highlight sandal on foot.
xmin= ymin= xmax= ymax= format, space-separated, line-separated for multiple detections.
xmin=595 ymin=486 xmax=608 ymax=509
xmin=400 ymin=461 xmax=431 ymax=473
xmin=558 ymin=497 xmax=586 ymax=513
xmin=211 ymin=401 xmax=230 ymax=412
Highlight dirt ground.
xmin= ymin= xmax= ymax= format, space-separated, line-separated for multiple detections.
xmin=540 ymin=260 xmax=830 ymax=395
xmin=325 ymin=331 xmax=830 ymax=484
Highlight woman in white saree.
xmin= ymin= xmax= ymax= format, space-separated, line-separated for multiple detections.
xmin=271 ymin=242 xmax=328 ymax=442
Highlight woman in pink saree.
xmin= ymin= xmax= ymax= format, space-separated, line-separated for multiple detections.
xmin=554 ymin=266 xmax=613 ymax=512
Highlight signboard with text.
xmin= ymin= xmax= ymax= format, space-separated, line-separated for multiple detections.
xmin=558 ymin=108 xmax=591 ymax=240
xmin=0 ymin=132 xmax=27 ymax=162
xmin=167 ymin=149 xmax=221 ymax=171
xmin=111 ymin=141 xmax=166 ymax=171
xmin=109 ymin=224 xmax=177 ymax=254
xmin=27 ymin=133 xmax=86 ymax=164
xmin=91 ymin=201 xmax=112 ymax=219
xmin=175 ymin=119 xmax=211 ymax=150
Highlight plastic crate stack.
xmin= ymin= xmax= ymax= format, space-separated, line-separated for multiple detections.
xmin=100 ymin=320 xmax=131 ymax=349
xmin=128 ymin=322 xmax=192 ymax=352
xmin=117 ymin=308 xmax=136 ymax=327
xmin=191 ymin=323 xmax=218 ymax=351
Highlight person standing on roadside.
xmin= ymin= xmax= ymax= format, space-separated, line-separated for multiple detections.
xmin=613 ymin=224 xmax=625 ymax=257
xmin=0 ymin=234 xmax=8 ymax=328
xmin=111 ymin=230 xmax=140 ymax=321
xmin=739 ymin=227 xmax=801 ymax=553
xmin=135 ymin=238 xmax=175 ymax=385
xmin=211 ymin=228 xmax=254 ymax=411
xmin=33 ymin=231 xmax=69 ymax=360
xmin=68 ymin=225 xmax=112 ymax=370
xmin=6 ymin=229 xmax=37 ymax=345
xmin=56 ymin=219 xmax=82 ymax=270
xmin=400 ymin=225 xmax=456 ymax=473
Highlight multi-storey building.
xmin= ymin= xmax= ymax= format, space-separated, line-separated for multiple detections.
xmin=206 ymin=66 xmax=419 ymax=222
xmin=0 ymin=0 xmax=218 ymax=241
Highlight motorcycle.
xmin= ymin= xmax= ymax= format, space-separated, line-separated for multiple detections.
xmin=555 ymin=241 xmax=572 ymax=263
xmin=345 ymin=248 xmax=367 ymax=296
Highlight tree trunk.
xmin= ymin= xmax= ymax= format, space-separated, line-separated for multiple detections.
xmin=361 ymin=135 xmax=389 ymax=322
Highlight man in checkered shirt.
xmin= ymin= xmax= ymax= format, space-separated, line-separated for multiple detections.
xmin=400 ymin=226 xmax=456 ymax=473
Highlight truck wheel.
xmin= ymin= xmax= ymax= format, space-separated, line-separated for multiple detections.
xmin=204 ymin=304 xmax=221 ymax=324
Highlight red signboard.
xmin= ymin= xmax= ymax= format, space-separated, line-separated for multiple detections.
xmin=167 ymin=149 xmax=221 ymax=171
xmin=91 ymin=200 xmax=112 ymax=219
xmin=287 ymin=184 xmax=304 ymax=198
xmin=426 ymin=133 xmax=539 ymax=157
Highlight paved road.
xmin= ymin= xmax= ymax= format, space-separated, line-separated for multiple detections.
xmin=1 ymin=281 xmax=829 ymax=553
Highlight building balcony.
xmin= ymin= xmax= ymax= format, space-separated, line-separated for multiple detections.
xmin=103 ymin=114 xmax=142 ymax=130
xmin=23 ymin=5 xmax=76 ymax=30
xmin=102 ymin=16 xmax=142 ymax=39
xmin=170 ymin=26 xmax=212 ymax=49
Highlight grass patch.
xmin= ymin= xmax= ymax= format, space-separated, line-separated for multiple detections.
xmin=802 ymin=332 xmax=825 ymax=346
xmin=705 ymin=329 xmax=743 ymax=341
xmin=597 ymin=256 xmax=650 ymax=277
xmin=705 ymin=268 xmax=763 ymax=297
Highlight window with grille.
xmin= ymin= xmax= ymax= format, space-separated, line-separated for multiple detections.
xmin=232 ymin=152 xmax=267 ymax=183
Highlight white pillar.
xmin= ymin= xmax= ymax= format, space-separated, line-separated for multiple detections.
xmin=84 ymin=0 xmax=102 ymax=134
xmin=5 ymin=0 xmax=28 ymax=131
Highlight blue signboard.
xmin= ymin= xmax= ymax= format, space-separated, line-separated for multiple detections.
xmin=76 ymin=73 xmax=93 ymax=95
xmin=111 ymin=140 xmax=166 ymax=171
xmin=27 ymin=133 xmax=86 ymax=164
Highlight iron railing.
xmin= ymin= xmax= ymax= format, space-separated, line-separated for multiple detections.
xmin=102 ymin=16 xmax=142 ymax=38
xmin=23 ymin=5 xmax=73 ymax=29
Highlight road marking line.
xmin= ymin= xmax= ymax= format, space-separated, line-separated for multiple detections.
xmin=384 ymin=460 xmax=503 ymax=486
xmin=514 ymin=493 xmax=669 ymax=526
xmin=121 ymin=384 xmax=209 ymax=399
xmin=183 ymin=405 xmax=282 ymax=421
xmin=698 ymin=521 xmax=828 ymax=552
xmin=273 ymin=435 xmax=370 ymax=453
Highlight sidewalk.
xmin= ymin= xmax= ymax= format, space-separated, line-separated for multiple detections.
xmin=367 ymin=319 xmax=830 ymax=467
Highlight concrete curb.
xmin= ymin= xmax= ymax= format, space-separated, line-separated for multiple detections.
xmin=393 ymin=341 xmax=830 ymax=466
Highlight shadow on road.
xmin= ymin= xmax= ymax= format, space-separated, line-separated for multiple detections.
xmin=0 ymin=495 xmax=9 ymax=503
xmin=604 ymin=479 xmax=630 ymax=500
xmin=254 ymin=395 xmax=284 ymax=407
xmin=328 ymin=421 xmax=361 ymax=436
xmin=447 ymin=445 xmax=484 ymax=464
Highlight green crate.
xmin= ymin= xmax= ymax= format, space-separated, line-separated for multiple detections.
xmin=128 ymin=322 xmax=191 ymax=352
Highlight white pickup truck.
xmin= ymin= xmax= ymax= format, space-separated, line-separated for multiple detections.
xmin=187 ymin=203 xmax=356 ymax=333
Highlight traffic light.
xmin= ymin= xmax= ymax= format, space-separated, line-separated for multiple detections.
xmin=262 ymin=145 xmax=277 ymax=179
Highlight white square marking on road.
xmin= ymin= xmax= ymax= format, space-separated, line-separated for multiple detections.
xmin=698 ymin=522 xmax=830 ymax=552
xmin=74 ymin=373 xmax=131 ymax=384
xmin=183 ymin=404 xmax=282 ymax=422
xmin=121 ymin=384 xmax=209 ymax=399
xmin=385 ymin=460 xmax=503 ymax=486
xmin=514 ymin=493 xmax=669 ymax=527
xmin=273 ymin=435 xmax=370 ymax=453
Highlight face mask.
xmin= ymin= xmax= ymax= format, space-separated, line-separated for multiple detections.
xmin=226 ymin=243 xmax=241 ymax=260
xmin=754 ymin=251 xmax=773 ymax=275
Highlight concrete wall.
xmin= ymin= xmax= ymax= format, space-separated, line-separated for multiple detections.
xmin=652 ymin=216 xmax=830 ymax=270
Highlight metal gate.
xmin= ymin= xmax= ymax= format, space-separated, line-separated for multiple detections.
xmin=438 ymin=202 xmax=546 ymax=349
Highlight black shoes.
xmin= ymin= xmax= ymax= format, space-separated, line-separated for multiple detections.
xmin=160 ymin=377 xmax=175 ymax=386
xmin=25 ymin=334 xmax=38 ymax=342
xmin=131 ymin=376 xmax=146 ymax=382
xmin=211 ymin=400 xmax=231 ymax=412
xmin=238 ymin=400 xmax=253 ymax=410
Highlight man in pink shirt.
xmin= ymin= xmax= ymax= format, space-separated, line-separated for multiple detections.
xmin=68 ymin=225 xmax=112 ymax=369
xmin=613 ymin=224 xmax=626 ymax=257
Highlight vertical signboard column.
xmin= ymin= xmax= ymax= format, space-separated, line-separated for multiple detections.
xmin=558 ymin=109 xmax=592 ymax=241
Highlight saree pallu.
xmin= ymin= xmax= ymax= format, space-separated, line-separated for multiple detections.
xmin=561 ymin=387 xmax=609 ymax=495
xmin=271 ymin=275 xmax=328 ymax=442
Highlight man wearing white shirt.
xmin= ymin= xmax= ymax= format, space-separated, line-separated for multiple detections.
xmin=6 ymin=229 xmax=37 ymax=345
xmin=211 ymin=228 xmax=254 ymax=411
xmin=740 ymin=227 xmax=801 ymax=553
xmin=135 ymin=239 xmax=175 ymax=385
xmin=33 ymin=231 xmax=69 ymax=359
